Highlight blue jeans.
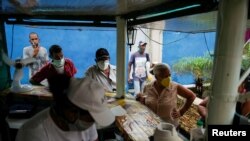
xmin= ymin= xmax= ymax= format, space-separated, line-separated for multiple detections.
xmin=133 ymin=79 xmax=146 ymax=96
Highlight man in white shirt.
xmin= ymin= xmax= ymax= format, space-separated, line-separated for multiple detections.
xmin=85 ymin=48 xmax=116 ymax=92
xmin=128 ymin=41 xmax=154 ymax=96
xmin=15 ymin=74 xmax=115 ymax=141
xmin=23 ymin=32 xmax=49 ymax=78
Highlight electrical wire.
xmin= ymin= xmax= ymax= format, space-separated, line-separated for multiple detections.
xmin=138 ymin=27 xmax=190 ymax=46
xmin=165 ymin=33 xmax=190 ymax=46
xmin=203 ymin=33 xmax=213 ymax=57
xmin=138 ymin=27 xmax=164 ymax=45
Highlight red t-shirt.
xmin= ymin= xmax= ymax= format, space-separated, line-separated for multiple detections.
xmin=31 ymin=58 xmax=77 ymax=83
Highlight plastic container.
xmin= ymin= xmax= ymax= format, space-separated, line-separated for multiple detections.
xmin=154 ymin=122 xmax=183 ymax=141
xmin=190 ymin=119 xmax=205 ymax=141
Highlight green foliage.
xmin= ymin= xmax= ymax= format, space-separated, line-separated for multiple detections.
xmin=173 ymin=54 xmax=213 ymax=83
xmin=172 ymin=40 xmax=250 ymax=84
xmin=242 ymin=41 xmax=250 ymax=70
xmin=172 ymin=41 xmax=250 ymax=84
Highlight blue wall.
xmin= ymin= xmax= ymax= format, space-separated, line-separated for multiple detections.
xmin=5 ymin=24 xmax=118 ymax=84
xmin=5 ymin=24 xmax=216 ymax=85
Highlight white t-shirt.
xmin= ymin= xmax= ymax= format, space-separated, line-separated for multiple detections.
xmin=23 ymin=46 xmax=49 ymax=78
xmin=15 ymin=108 xmax=98 ymax=141
xmin=85 ymin=64 xmax=116 ymax=92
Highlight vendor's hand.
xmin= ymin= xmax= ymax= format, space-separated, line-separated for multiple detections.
xmin=171 ymin=108 xmax=181 ymax=119
xmin=136 ymin=93 xmax=146 ymax=104
xmin=33 ymin=47 xmax=39 ymax=57
xmin=127 ymin=78 xmax=132 ymax=83
xmin=146 ymin=74 xmax=153 ymax=82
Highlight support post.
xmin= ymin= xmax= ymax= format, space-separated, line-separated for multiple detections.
xmin=116 ymin=16 xmax=127 ymax=98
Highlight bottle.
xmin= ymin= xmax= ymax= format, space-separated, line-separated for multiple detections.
xmin=190 ymin=119 xmax=205 ymax=141
xmin=197 ymin=119 xmax=203 ymax=128
xmin=197 ymin=119 xmax=205 ymax=134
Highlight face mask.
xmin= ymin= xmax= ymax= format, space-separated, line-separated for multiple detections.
xmin=67 ymin=118 xmax=94 ymax=131
xmin=161 ymin=77 xmax=171 ymax=88
xmin=52 ymin=58 xmax=65 ymax=68
xmin=97 ymin=60 xmax=109 ymax=70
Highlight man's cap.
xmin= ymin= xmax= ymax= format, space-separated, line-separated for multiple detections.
xmin=95 ymin=48 xmax=110 ymax=61
xmin=138 ymin=41 xmax=147 ymax=46
xmin=67 ymin=77 xmax=115 ymax=126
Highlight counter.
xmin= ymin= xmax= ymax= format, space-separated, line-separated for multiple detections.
xmin=1 ymin=87 xmax=201 ymax=140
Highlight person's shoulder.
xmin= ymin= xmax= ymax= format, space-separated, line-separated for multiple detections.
xmin=40 ymin=46 xmax=47 ymax=50
xmin=19 ymin=108 xmax=50 ymax=133
xmin=109 ymin=64 xmax=116 ymax=70
xmin=23 ymin=46 xmax=32 ymax=50
xmin=65 ymin=58 xmax=71 ymax=61
xmin=64 ymin=58 xmax=75 ymax=63
xmin=16 ymin=109 xmax=50 ymax=141
xmin=132 ymin=51 xmax=139 ymax=55
xmin=85 ymin=65 xmax=98 ymax=73
xmin=41 ymin=63 xmax=52 ymax=69
xmin=144 ymin=81 xmax=155 ymax=89
xmin=171 ymin=81 xmax=179 ymax=85
xmin=170 ymin=81 xmax=180 ymax=89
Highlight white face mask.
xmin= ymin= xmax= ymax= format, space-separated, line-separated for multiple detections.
xmin=52 ymin=58 xmax=65 ymax=68
xmin=67 ymin=118 xmax=94 ymax=131
xmin=97 ymin=60 xmax=109 ymax=70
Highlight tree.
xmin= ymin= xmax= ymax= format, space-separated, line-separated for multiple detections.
xmin=242 ymin=40 xmax=250 ymax=70
xmin=173 ymin=54 xmax=213 ymax=97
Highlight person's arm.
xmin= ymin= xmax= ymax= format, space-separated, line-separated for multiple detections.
xmin=145 ymin=53 xmax=154 ymax=68
xmin=127 ymin=55 xmax=134 ymax=83
xmin=29 ymin=78 xmax=43 ymax=86
xmin=199 ymin=96 xmax=209 ymax=107
xmin=29 ymin=66 xmax=48 ymax=85
xmin=43 ymin=48 xmax=49 ymax=64
xmin=136 ymin=85 xmax=148 ymax=104
xmin=127 ymin=62 xmax=132 ymax=83
xmin=33 ymin=47 xmax=39 ymax=58
xmin=135 ymin=92 xmax=146 ymax=104
xmin=241 ymin=101 xmax=250 ymax=117
xmin=84 ymin=66 xmax=94 ymax=78
xmin=150 ymin=63 xmax=155 ymax=68
xmin=177 ymin=84 xmax=196 ymax=116
xmin=197 ymin=105 xmax=207 ymax=119
xmin=23 ymin=48 xmax=29 ymax=59
xmin=197 ymin=97 xmax=209 ymax=119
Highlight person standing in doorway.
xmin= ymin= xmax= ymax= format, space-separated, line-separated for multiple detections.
xmin=128 ymin=41 xmax=154 ymax=96
xmin=23 ymin=32 xmax=49 ymax=78
xmin=16 ymin=74 xmax=115 ymax=141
